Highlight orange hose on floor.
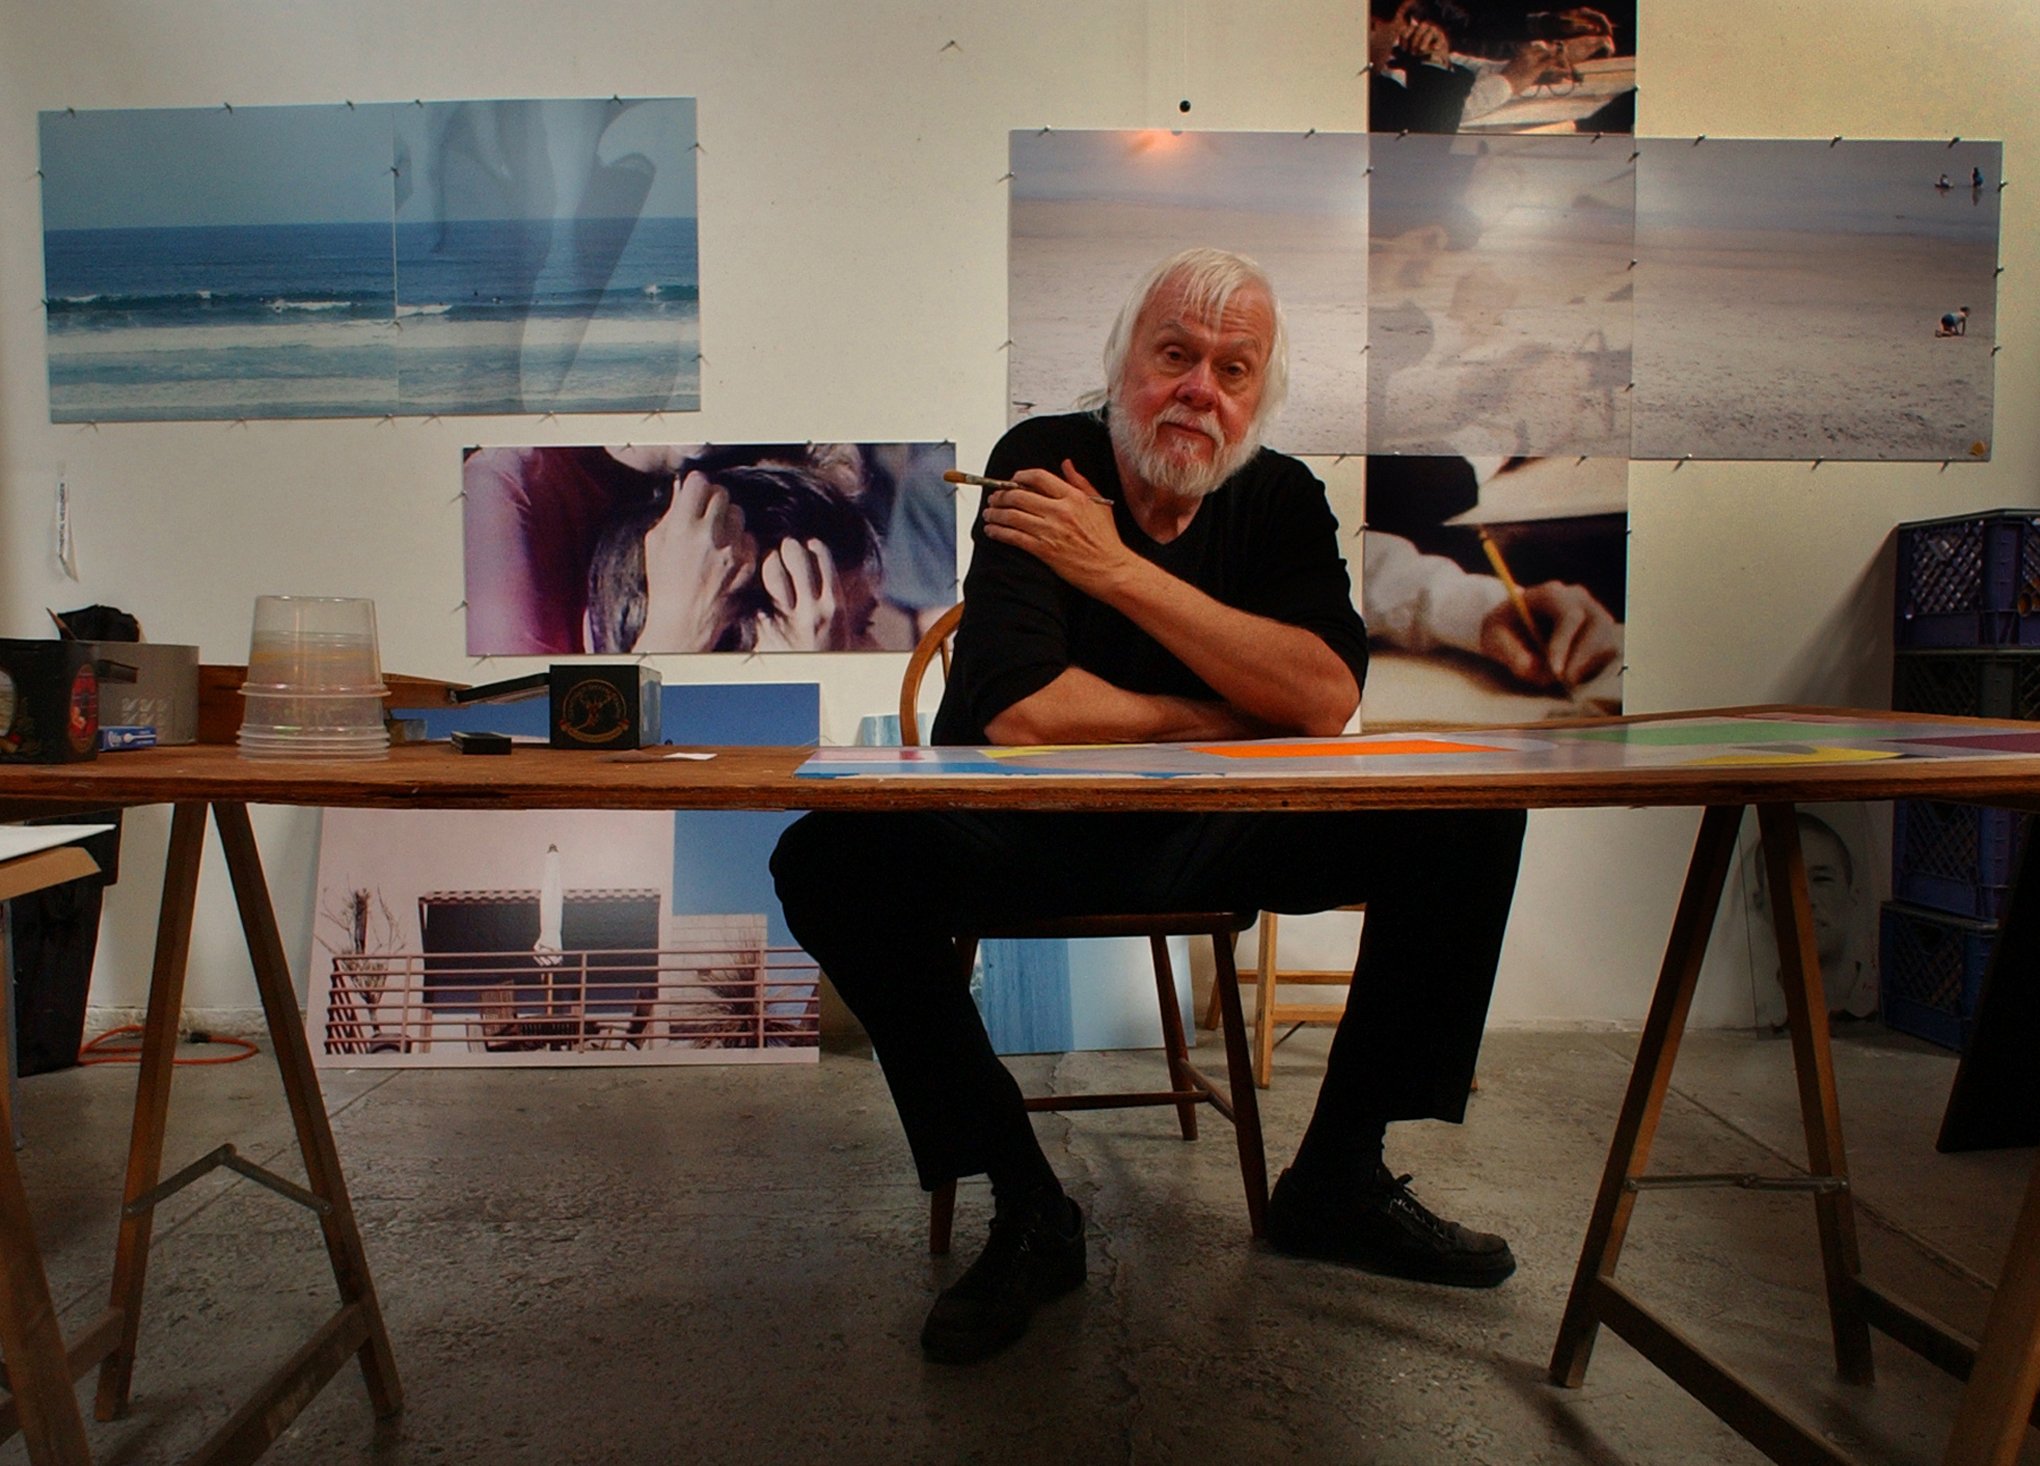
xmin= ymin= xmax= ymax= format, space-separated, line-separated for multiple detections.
xmin=77 ymin=1025 xmax=257 ymax=1066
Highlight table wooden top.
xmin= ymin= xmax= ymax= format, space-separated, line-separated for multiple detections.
xmin=1 ymin=707 xmax=2038 ymax=815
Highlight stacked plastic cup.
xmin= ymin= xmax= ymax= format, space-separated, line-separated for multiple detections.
xmin=237 ymin=596 xmax=390 ymax=760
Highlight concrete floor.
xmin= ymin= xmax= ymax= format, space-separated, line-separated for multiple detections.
xmin=5 ymin=1023 xmax=2036 ymax=1465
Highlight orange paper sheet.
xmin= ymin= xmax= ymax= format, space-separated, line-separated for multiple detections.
xmin=1193 ymin=738 xmax=1508 ymax=759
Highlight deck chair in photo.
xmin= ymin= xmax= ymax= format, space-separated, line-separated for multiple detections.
xmin=900 ymin=602 xmax=1269 ymax=1254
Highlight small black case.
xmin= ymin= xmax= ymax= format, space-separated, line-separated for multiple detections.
xmin=450 ymin=730 xmax=513 ymax=755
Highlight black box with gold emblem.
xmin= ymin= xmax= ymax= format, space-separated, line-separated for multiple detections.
xmin=548 ymin=664 xmax=662 ymax=750
xmin=0 ymin=639 xmax=99 ymax=763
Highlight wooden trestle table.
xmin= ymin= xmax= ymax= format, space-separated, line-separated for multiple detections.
xmin=0 ymin=707 xmax=2034 ymax=1466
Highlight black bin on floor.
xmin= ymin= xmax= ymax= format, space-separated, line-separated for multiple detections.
xmin=6 ymin=811 xmax=121 ymax=1076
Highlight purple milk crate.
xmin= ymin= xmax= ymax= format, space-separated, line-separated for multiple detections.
xmin=1878 ymin=900 xmax=1995 ymax=1052
xmin=1893 ymin=799 xmax=2030 ymax=921
xmin=1894 ymin=510 xmax=2040 ymax=649
xmin=1891 ymin=649 xmax=2040 ymax=721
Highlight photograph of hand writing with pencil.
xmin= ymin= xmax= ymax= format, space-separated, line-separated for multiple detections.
xmin=462 ymin=440 xmax=957 ymax=655
xmin=1352 ymin=452 xmax=1625 ymax=724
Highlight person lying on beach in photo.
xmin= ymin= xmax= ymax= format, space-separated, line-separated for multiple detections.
xmin=584 ymin=461 xmax=883 ymax=654
xmin=1936 ymin=306 xmax=1969 ymax=338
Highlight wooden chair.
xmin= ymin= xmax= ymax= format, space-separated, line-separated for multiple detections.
xmin=1203 ymin=911 xmax=1357 ymax=1088
xmin=1206 ymin=909 xmax=1477 ymax=1096
xmin=900 ymin=602 xmax=1268 ymax=1255
xmin=0 ymin=842 xmax=104 ymax=1461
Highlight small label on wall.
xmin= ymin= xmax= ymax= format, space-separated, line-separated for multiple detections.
xmin=55 ymin=466 xmax=77 ymax=580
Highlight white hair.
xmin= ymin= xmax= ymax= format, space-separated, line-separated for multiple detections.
xmin=1078 ymin=247 xmax=1290 ymax=431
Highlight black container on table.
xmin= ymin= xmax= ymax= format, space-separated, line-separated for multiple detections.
xmin=0 ymin=639 xmax=98 ymax=763
xmin=549 ymin=664 xmax=662 ymax=750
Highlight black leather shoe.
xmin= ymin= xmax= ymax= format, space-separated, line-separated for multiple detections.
xmin=1266 ymin=1166 xmax=1516 ymax=1288
xmin=920 ymin=1191 xmax=1087 ymax=1364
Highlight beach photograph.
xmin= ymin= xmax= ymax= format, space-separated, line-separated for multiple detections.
xmin=463 ymin=441 xmax=956 ymax=657
xmin=1008 ymin=128 xmax=1371 ymax=456
xmin=38 ymin=96 xmax=698 ymax=423
xmin=1632 ymin=138 xmax=2000 ymax=461
xmin=40 ymin=103 xmax=402 ymax=422
xmin=392 ymin=98 xmax=699 ymax=415
xmin=1368 ymin=133 xmax=1634 ymax=459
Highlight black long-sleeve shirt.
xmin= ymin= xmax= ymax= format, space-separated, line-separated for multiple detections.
xmin=932 ymin=411 xmax=1369 ymax=746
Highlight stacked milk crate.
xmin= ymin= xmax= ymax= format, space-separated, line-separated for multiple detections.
xmin=1886 ymin=510 xmax=2040 ymax=1049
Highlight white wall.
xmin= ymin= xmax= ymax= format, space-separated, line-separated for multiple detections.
xmin=2 ymin=0 xmax=2035 ymax=1029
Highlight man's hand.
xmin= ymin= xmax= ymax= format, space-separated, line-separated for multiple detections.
xmin=753 ymin=537 xmax=849 ymax=651
xmin=635 ymin=471 xmax=754 ymax=652
xmin=984 ymin=668 xmax=1279 ymax=746
xmin=980 ymin=459 xmax=1133 ymax=600
xmin=1399 ymin=19 xmax=1454 ymax=67
xmin=1500 ymin=34 xmax=1609 ymax=93
xmin=1477 ymin=580 xmax=1619 ymax=690
xmin=1559 ymin=30 xmax=1616 ymax=63
xmin=979 ymin=458 xmax=1359 ymax=739
xmin=1528 ymin=6 xmax=1615 ymax=40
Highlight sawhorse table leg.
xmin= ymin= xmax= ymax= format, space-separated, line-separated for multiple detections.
xmin=1943 ymin=1157 xmax=2040 ymax=1466
xmin=0 ymin=1133 xmax=95 ymax=1464
xmin=1549 ymin=803 xmax=1874 ymax=1463
xmin=95 ymin=802 xmax=204 ymax=1420
xmin=0 ymin=884 xmax=95 ymax=1464
xmin=95 ymin=801 xmax=400 ymax=1464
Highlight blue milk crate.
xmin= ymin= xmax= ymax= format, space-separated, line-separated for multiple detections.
xmin=1895 ymin=510 xmax=2040 ymax=648
xmin=1891 ymin=649 xmax=2040 ymax=720
xmin=1878 ymin=901 xmax=1996 ymax=1051
xmin=1893 ymin=800 xmax=2030 ymax=921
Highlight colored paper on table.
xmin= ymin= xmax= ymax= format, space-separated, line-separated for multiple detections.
xmin=1689 ymin=745 xmax=1902 ymax=767
xmin=1194 ymin=738 xmax=1508 ymax=759
xmin=1563 ymin=720 xmax=1850 ymax=746
xmin=797 ymin=712 xmax=2040 ymax=782
xmin=1898 ymin=730 xmax=2040 ymax=755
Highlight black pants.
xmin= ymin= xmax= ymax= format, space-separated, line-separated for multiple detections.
xmin=771 ymin=808 xmax=1527 ymax=1191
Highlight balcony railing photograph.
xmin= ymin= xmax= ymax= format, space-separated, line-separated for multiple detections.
xmin=320 ymin=942 xmax=821 ymax=1059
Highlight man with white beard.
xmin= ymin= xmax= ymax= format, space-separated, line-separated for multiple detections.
xmin=773 ymin=248 xmax=1527 ymax=1365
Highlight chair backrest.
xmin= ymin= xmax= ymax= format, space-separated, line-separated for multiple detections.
xmin=897 ymin=601 xmax=964 ymax=748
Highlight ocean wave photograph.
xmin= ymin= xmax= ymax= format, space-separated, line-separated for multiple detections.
xmin=38 ymin=97 xmax=699 ymax=422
